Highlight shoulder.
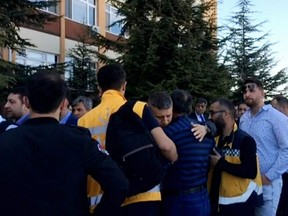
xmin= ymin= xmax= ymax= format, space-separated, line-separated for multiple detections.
xmin=263 ymin=105 xmax=288 ymax=125
xmin=235 ymin=128 xmax=249 ymax=138
xmin=66 ymin=113 xmax=78 ymax=125
xmin=78 ymin=106 xmax=98 ymax=125
xmin=189 ymin=112 xmax=197 ymax=120
xmin=64 ymin=124 xmax=91 ymax=137
xmin=235 ymin=129 xmax=256 ymax=145
xmin=164 ymin=116 xmax=185 ymax=133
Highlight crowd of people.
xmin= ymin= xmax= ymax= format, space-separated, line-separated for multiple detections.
xmin=0 ymin=63 xmax=287 ymax=216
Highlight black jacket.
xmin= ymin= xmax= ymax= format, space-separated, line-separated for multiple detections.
xmin=0 ymin=117 xmax=128 ymax=216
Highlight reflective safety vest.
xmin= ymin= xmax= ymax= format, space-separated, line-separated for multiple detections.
xmin=78 ymin=90 xmax=161 ymax=210
xmin=210 ymin=124 xmax=263 ymax=205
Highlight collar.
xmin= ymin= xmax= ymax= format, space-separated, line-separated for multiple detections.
xmin=60 ymin=111 xmax=71 ymax=124
xmin=16 ymin=113 xmax=30 ymax=125
xmin=23 ymin=117 xmax=59 ymax=125
xmin=101 ymin=90 xmax=126 ymax=102
xmin=247 ymin=104 xmax=269 ymax=117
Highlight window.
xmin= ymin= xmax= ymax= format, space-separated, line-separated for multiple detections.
xmin=65 ymin=0 xmax=96 ymax=26
xmin=106 ymin=4 xmax=123 ymax=35
xmin=29 ymin=0 xmax=59 ymax=14
xmin=16 ymin=49 xmax=57 ymax=67
xmin=64 ymin=57 xmax=73 ymax=80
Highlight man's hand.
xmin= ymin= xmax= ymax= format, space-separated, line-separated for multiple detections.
xmin=209 ymin=148 xmax=221 ymax=167
xmin=191 ymin=124 xmax=207 ymax=142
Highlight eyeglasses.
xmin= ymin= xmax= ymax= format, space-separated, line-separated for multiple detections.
xmin=209 ymin=110 xmax=226 ymax=116
xmin=242 ymin=83 xmax=257 ymax=93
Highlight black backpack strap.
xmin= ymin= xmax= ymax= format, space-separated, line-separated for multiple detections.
xmin=119 ymin=100 xmax=136 ymax=113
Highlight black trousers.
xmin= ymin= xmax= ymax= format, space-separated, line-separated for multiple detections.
xmin=120 ymin=201 xmax=161 ymax=216
xmin=277 ymin=173 xmax=288 ymax=216
xmin=218 ymin=191 xmax=257 ymax=216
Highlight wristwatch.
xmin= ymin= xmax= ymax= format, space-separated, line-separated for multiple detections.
xmin=204 ymin=124 xmax=211 ymax=134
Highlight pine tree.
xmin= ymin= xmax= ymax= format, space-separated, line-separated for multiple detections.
xmin=66 ymin=34 xmax=97 ymax=97
xmin=221 ymin=0 xmax=287 ymax=101
xmin=0 ymin=0 xmax=57 ymax=89
xmin=90 ymin=0 xmax=231 ymax=101
xmin=0 ymin=0 xmax=56 ymax=52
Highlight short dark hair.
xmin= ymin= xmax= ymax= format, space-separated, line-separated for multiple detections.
xmin=273 ymin=95 xmax=288 ymax=107
xmin=97 ymin=64 xmax=126 ymax=92
xmin=9 ymin=86 xmax=28 ymax=103
xmin=195 ymin=97 xmax=207 ymax=105
xmin=244 ymin=78 xmax=263 ymax=89
xmin=147 ymin=91 xmax=172 ymax=110
xmin=25 ymin=70 xmax=68 ymax=114
xmin=171 ymin=89 xmax=193 ymax=114
xmin=212 ymin=98 xmax=236 ymax=119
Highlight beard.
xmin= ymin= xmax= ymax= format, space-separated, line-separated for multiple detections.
xmin=244 ymin=97 xmax=258 ymax=108
xmin=214 ymin=116 xmax=226 ymax=137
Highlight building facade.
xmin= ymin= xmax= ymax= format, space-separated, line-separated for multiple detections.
xmin=1 ymin=0 xmax=217 ymax=78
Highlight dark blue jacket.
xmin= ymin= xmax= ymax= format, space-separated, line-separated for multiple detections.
xmin=66 ymin=112 xmax=78 ymax=125
xmin=0 ymin=117 xmax=128 ymax=216
xmin=163 ymin=115 xmax=215 ymax=191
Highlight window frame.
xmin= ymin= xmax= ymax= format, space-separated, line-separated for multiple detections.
xmin=66 ymin=0 xmax=96 ymax=26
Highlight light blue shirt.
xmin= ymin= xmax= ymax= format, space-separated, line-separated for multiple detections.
xmin=240 ymin=104 xmax=288 ymax=181
xmin=60 ymin=111 xmax=71 ymax=124
xmin=16 ymin=113 xmax=30 ymax=125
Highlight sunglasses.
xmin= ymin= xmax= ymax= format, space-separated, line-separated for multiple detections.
xmin=242 ymin=83 xmax=257 ymax=93
xmin=209 ymin=110 xmax=225 ymax=116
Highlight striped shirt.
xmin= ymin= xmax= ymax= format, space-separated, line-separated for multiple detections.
xmin=162 ymin=115 xmax=215 ymax=190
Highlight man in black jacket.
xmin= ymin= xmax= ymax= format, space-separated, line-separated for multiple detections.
xmin=0 ymin=70 xmax=129 ymax=216
xmin=209 ymin=98 xmax=262 ymax=216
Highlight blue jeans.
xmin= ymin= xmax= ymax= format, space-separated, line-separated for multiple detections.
xmin=256 ymin=178 xmax=282 ymax=216
xmin=161 ymin=188 xmax=210 ymax=216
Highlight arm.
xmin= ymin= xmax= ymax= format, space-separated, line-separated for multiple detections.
xmin=266 ymin=114 xmax=288 ymax=181
xmin=205 ymin=120 xmax=217 ymax=137
xmin=150 ymin=127 xmax=178 ymax=162
xmin=84 ymin=139 xmax=129 ymax=216
xmin=142 ymin=106 xmax=178 ymax=162
xmin=210 ymin=136 xmax=257 ymax=179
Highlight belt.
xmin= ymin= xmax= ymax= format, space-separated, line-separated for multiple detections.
xmin=162 ymin=185 xmax=205 ymax=196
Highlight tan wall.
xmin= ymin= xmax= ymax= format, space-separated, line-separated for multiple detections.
xmin=19 ymin=28 xmax=60 ymax=54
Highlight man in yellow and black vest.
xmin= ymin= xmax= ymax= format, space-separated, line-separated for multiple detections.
xmin=78 ymin=63 xmax=177 ymax=216
xmin=208 ymin=98 xmax=262 ymax=216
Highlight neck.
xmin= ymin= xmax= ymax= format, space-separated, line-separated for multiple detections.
xmin=250 ymin=102 xmax=264 ymax=115
xmin=30 ymin=109 xmax=61 ymax=121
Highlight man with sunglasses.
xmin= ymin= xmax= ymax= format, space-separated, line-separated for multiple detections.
xmin=239 ymin=78 xmax=288 ymax=216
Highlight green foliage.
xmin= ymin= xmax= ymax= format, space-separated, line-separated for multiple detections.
xmin=0 ymin=60 xmax=64 ymax=105
xmin=220 ymin=0 xmax=288 ymax=101
xmin=0 ymin=0 xmax=58 ymax=91
xmin=90 ymin=0 xmax=231 ymax=102
xmin=66 ymin=33 xmax=97 ymax=97
xmin=0 ymin=0 xmax=57 ymax=52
